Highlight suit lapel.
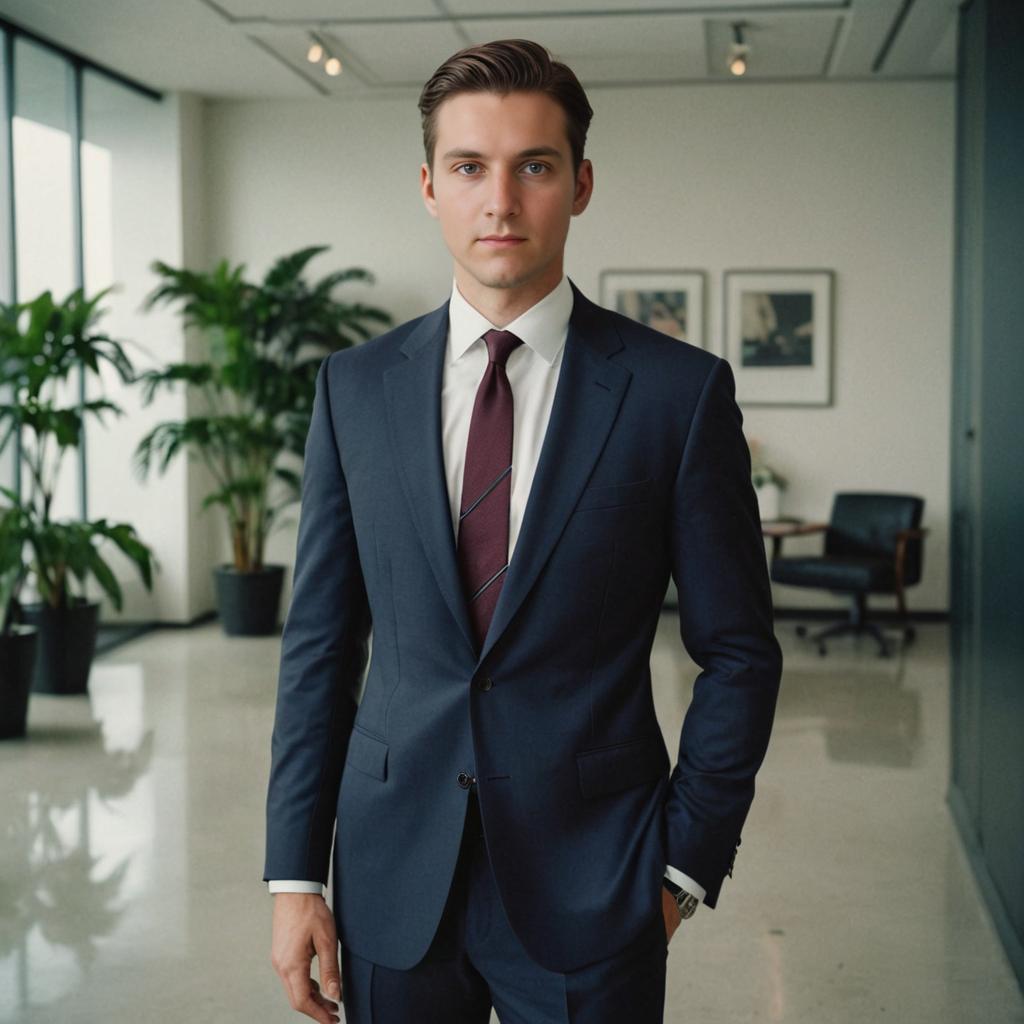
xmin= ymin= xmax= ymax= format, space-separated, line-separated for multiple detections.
xmin=383 ymin=280 xmax=633 ymax=666
xmin=478 ymin=283 xmax=632 ymax=664
xmin=383 ymin=300 xmax=479 ymax=655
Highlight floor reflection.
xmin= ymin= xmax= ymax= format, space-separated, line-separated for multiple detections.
xmin=0 ymin=620 xmax=1021 ymax=1023
xmin=0 ymin=670 xmax=154 ymax=1019
xmin=774 ymin=659 xmax=923 ymax=769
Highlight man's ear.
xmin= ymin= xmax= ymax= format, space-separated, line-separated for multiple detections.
xmin=420 ymin=163 xmax=439 ymax=219
xmin=571 ymin=158 xmax=594 ymax=217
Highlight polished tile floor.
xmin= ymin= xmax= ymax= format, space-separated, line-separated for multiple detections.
xmin=1 ymin=618 xmax=1022 ymax=1023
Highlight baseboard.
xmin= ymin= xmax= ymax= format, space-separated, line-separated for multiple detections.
xmin=948 ymin=783 xmax=1024 ymax=993
xmin=772 ymin=607 xmax=949 ymax=622
xmin=94 ymin=610 xmax=220 ymax=655
xmin=659 ymin=601 xmax=948 ymax=622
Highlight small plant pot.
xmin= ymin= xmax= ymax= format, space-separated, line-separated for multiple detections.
xmin=20 ymin=598 xmax=100 ymax=696
xmin=0 ymin=624 xmax=38 ymax=739
xmin=213 ymin=564 xmax=285 ymax=636
xmin=755 ymin=482 xmax=781 ymax=521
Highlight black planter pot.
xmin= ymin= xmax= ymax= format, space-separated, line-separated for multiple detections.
xmin=0 ymin=624 xmax=38 ymax=739
xmin=20 ymin=598 xmax=100 ymax=696
xmin=213 ymin=564 xmax=285 ymax=636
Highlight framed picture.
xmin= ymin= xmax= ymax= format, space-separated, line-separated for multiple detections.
xmin=599 ymin=270 xmax=706 ymax=349
xmin=723 ymin=269 xmax=834 ymax=406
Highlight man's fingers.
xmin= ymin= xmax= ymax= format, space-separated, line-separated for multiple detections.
xmin=285 ymin=970 xmax=338 ymax=1024
xmin=309 ymin=979 xmax=341 ymax=1016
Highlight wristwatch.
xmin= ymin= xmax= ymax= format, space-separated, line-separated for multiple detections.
xmin=662 ymin=878 xmax=700 ymax=919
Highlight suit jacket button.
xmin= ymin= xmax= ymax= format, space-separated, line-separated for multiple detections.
xmin=477 ymin=676 xmax=493 ymax=691
xmin=457 ymin=772 xmax=476 ymax=789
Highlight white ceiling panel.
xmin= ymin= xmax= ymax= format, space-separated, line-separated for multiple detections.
xmin=876 ymin=0 xmax=959 ymax=76
xmin=705 ymin=15 xmax=842 ymax=78
xmin=831 ymin=0 xmax=957 ymax=77
xmin=247 ymin=20 xmax=468 ymax=92
xmin=318 ymin=21 xmax=468 ymax=86
xmin=459 ymin=14 xmax=707 ymax=83
xmin=0 ymin=0 xmax=314 ymax=98
xmin=0 ymin=0 xmax=956 ymax=100
xmin=446 ymin=0 xmax=845 ymax=13
xmin=217 ymin=0 xmax=441 ymax=19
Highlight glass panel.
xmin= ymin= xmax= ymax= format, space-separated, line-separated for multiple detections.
xmin=12 ymin=37 xmax=79 ymax=527
xmin=81 ymin=70 xmax=178 ymax=621
xmin=0 ymin=28 xmax=13 ymax=494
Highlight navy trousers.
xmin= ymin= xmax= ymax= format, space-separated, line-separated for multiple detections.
xmin=339 ymin=788 xmax=668 ymax=1023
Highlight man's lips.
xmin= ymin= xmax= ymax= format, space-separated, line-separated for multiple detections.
xmin=479 ymin=236 xmax=526 ymax=247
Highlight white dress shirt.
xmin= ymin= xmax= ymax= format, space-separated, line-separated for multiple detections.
xmin=270 ymin=274 xmax=705 ymax=905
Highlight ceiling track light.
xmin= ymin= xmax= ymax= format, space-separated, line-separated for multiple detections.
xmin=306 ymin=31 xmax=342 ymax=77
xmin=728 ymin=22 xmax=750 ymax=77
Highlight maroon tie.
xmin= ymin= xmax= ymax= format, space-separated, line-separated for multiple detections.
xmin=457 ymin=328 xmax=524 ymax=649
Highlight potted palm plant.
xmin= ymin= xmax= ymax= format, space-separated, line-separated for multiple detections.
xmin=0 ymin=499 xmax=35 ymax=737
xmin=0 ymin=287 xmax=156 ymax=697
xmin=134 ymin=245 xmax=391 ymax=636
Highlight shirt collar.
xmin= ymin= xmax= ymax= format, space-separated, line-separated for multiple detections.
xmin=447 ymin=274 xmax=573 ymax=367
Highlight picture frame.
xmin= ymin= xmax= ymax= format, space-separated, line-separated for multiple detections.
xmin=722 ymin=269 xmax=834 ymax=406
xmin=599 ymin=269 xmax=707 ymax=349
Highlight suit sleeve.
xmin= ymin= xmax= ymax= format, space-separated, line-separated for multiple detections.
xmin=664 ymin=355 xmax=783 ymax=907
xmin=263 ymin=352 xmax=372 ymax=885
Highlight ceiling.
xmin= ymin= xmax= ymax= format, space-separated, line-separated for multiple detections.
xmin=0 ymin=0 xmax=958 ymax=101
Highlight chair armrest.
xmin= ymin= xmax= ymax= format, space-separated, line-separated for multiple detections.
xmin=895 ymin=528 xmax=929 ymax=541
xmin=893 ymin=527 xmax=928 ymax=586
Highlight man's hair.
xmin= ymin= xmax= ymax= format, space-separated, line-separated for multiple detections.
xmin=417 ymin=39 xmax=594 ymax=177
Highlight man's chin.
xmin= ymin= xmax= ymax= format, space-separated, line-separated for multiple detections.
xmin=466 ymin=262 xmax=538 ymax=292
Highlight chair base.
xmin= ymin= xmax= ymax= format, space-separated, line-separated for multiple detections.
xmin=794 ymin=593 xmax=916 ymax=658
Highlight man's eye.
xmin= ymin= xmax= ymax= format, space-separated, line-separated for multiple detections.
xmin=524 ymin=162 xmax=546 ymax=174
xmin=456 ymin=163 xmax=479 ymax=175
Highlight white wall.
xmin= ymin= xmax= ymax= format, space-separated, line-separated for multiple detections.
xmin=201 ymin=79 xmax=954 ymax=615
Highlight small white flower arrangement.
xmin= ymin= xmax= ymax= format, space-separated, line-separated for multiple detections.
xmin=747 ymin=437 xmax=788 ymax=490
xmin=746 ymin=437 xmax=787 ymax=521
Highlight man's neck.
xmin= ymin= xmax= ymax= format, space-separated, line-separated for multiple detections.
xmin=454 ymin=267 xmax=564 ymax=328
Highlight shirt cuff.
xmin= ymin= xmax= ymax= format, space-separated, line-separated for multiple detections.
xmin=267 ymin=880 xmax=325 ymax=895
xmin=663 ymin=864 xmax=707 ymax=902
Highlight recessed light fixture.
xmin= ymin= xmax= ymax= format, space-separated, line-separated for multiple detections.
xmin=728 ymin=22 xmax=750 ymax=77
xmin=305 ymin=31 xmax=342 ymax=77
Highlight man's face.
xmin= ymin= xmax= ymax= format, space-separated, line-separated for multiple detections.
xmin=420 ymin=90 xmax=593 ymax=300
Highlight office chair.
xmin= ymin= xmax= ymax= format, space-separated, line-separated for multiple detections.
xmin=769 ymin=492 xmax=928 ymax=658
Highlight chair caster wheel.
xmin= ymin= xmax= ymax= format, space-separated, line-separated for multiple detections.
xmin=796 ymin=625 xmax=807 ymax=637
xmin=904 ymin=627 xmax=916 ymax=643
xmin=817 ymin=645 xmax=827 ymax=657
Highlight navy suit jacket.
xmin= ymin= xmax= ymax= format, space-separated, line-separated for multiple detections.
xmin=264 ymin=278 xmax=782 ymax=974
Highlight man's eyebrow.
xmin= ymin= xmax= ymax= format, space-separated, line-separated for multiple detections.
xmin=440 ymin=146 xmax=564 ymax=162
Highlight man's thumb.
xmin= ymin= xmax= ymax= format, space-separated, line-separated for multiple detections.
xmin=315 ymin=932 xmax=341 ymax=1000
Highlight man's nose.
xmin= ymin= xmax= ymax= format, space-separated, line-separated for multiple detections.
xmin=485 ymin=168 xmax=520 ymax=218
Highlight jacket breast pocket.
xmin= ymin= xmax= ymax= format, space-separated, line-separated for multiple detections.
xmin=576 ymin=734 xmax=668 ymax=799
xmin=345 ymin=726 xmax=389 ymax=782
xmin=574 ymin=476 xmax=654 ymax=513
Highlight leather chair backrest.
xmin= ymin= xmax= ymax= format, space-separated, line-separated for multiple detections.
xmin=826 ymin=493 xmax=926 ymax=585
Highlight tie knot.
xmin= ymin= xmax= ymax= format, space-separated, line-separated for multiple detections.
xmin=482 ymin=329 xmax=524 ymax=369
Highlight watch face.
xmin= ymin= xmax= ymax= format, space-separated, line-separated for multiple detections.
xmin=678 ymin=894 xmax=699 ymax=919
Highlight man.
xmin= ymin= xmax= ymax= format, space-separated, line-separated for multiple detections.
xmin=265 ymin=38 xmax=782 ymax=1024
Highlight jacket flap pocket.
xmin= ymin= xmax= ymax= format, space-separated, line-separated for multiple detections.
xmin=576 ymin=734 xmax=668 ymax=799
xmin=575 ymin=476 xmax=653 ymax=512
xmin=346 ymin=727 xmax=388 ymax=781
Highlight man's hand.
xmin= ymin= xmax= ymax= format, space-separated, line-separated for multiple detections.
xmin=271 ymin=892 xmax=342 ymax=1024
xmin=661 ymin=885 xmax=683 ymax=945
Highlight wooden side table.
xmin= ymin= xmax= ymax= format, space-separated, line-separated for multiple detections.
xmin=760 ymin=518 xmax=829 ymax=562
